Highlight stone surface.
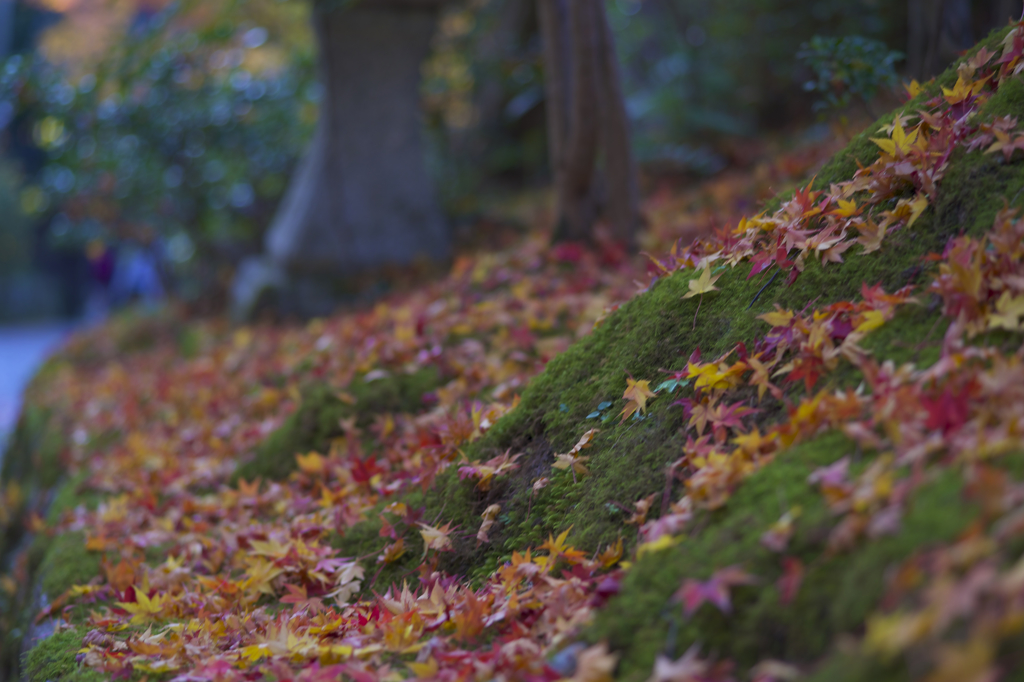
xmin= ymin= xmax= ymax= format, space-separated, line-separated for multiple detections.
xmin=264 ymin=4 xmax=449 ymax=283
xmin=0 ymin=322 xmax=71 ymax=458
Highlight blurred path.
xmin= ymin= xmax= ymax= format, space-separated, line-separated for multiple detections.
xmin=0 ymin=322 xmax=75 ymax=458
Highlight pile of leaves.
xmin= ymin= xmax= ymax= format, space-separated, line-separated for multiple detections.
xmin=5 ymin=19 xmax=1024 ymax=682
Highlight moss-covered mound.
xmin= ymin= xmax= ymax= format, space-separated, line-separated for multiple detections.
xmin=325 ymin=22 xmax=1024 ymax=680
xmin=357 ymin=31 xmax=1022 ymax=569
xmin=234 ymin=366 xmax=442 ymax=482
xmin=6 ymin=21 xmax=1024 ymax=682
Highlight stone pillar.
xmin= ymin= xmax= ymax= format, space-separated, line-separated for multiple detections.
xmin=234 ymin=0 xmax=448 ymax=319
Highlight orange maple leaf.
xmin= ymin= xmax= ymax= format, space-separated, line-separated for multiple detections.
xmin=620 ymin=378 xmax=657 ymax=422
xmin=418 ymin=522 xmax=454 ymax=556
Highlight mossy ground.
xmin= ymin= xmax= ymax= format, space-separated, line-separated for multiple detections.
xmin=233 ymin=366 xmax=443 ymax=483
xmin=0 ymin=391 xmax=113 ymax=680
xmin=590 ymin=433 xmax=977 ymax=680
xmin=7 ymin=23 xmax=1024 ymax=682
xmin=22 ymin=627 xmax=105 ymax=682
xmin=38 ymin=532 xmax=102 ymax=603
xmin=278 ymin=23 xmax=1024 ymax=679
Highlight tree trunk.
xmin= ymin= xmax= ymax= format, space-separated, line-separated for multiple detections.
xmin=0 ymin=0 xmax=14 ymax=59
xmin=264 ymin=1 xmax=448 ymax=285
xmin=595 ymin=3 xmax=640 ymax=248
xmin=987 ymin=0 xmax=1019 ymax=28
xmin=908 ymin=0 xmax=976 ymax=80
xmin=991 ymin=0 xmax=1023 ymax=27
xmin=537 ymin=0 xmax=639 ymax=250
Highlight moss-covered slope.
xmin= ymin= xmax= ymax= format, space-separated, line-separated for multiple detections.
xmin=7 ymin=21 xmax=1024 ymax=682
xmin=325 ymin=21 xmax=1024 ymax=680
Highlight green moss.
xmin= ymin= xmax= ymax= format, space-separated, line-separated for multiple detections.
xmin=5 ymin=23 xmax=1022 ymax=682
xmin=803 ymin=651 xmax=907 ymax=682
xmin=759 ymin=23 xmax=1019 ymax=216
xmin=300 ymin=31 xmax=1024 ymax=678
xmin=1 ymin=406 xmax=63 ymax=563
xmin=39 ymin=533 xmax=102 ymax=601
xmin=415 ymin=236 xmax=934 ymax=563
xmin=587 ymin=433 xmax=977 ymax=682
xmin=23 ymin=628 xmax=104 ymax=682
xmin=47 ymin=472 xmax=105 ymax=525
xmin=982 ymin=72 xmax=1024 ymax=120
xmin=417 ymin=27 xmax=1024 ymax=573
xmin=330 ymin=510 xmax=426 ymax=596
xmin=235 ymin=366 xmax=442 ymax=482
xmin=1 ymin=406 xmax=52 ymax=484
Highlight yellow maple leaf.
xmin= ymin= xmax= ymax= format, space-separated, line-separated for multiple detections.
xmin=906 ymin=194 xmax=929 ymax=228
xmin=116 ymin=591 xmax=168 ymax=625
xmin=926 ymin=638 xmax=994 ymax=682
xmin=829 ymin=198 xmax=860 ymax=218
xmin=757 ymin=307 xmax=794 ymax=328
xmin=864 ymin=610 xmax=934 ymax=658
xmin=408 ymin=657 xmax=439 ymax=679
xmin=541 ymin=528 xmax=573 ymax=557
xmin=854 ymin=310 xmax=887 ymax=334
xmin=904 ymin=79 xmax=924 ymax=98
xmin=238 ymin=643 xmax=271 ymax=663
xmin=241 ymin=558 xmax=284 ymax=595
xmin=295 ymin=452 xmax=326 ymax=475
xmin=317 ymin=644 xmax=353 ymax=664
xmin=477 ymin=503 xmax=501 ymax=544
xmin=942 ymin=74 xmax=992 ymax=105
xmin=567 ymin=428 xmax=600 ymax=455
xmin=552 ymin=453 xmax=590 ymax=478
xmin=69 ymin=584 xmax=103 ymax=598
xmin=248 ymin=538 xmax=291 ymax=558
xmin=637 ymin=534 xmax=681 ymax=558
xmin=732 ymin=428 xmax=777 ymax=456
xmin=682 ymin=267 xmax=721 ymax=299
xmin=870 ymin=116 xmax=922 ymax=157
xmin=856 ymin=218 xmax=888 ymax=254
xmin=687 ymin=361 xmax=743 ymax=392
xmin=597 ymin=538 xmax=624 ymax=568
xmin=378 ymin=538 xmax=407 ymax=564
xmin=418 ymin=522 xmax=453 ymax=556
xmin=620 ymin=378 xmax=657 ymax=422
xmin=988 ymin=291 xmax=1024 ymax=331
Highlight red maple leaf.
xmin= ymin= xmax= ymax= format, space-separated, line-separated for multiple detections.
xmin=673 ymin=566 xmax=757 ymax=617
xmin=921 ymin=385 xmax=972 ymax=434
xmin=785 ymin=354 xmax=826 ymax=393
xmin=777 ymin=557 xmax=804 ymax=605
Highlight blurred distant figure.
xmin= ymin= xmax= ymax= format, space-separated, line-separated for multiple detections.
xmin=108 ymin=240 xmax=164 ymax=309
xmin=82 ymin=239 xmax=114 ymax=321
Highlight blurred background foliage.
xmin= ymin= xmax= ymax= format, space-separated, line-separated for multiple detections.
xmin=0 ymin=0 xmax=1008 ymax=319
xmin=423 ymin=0 xmax=905 ymax=199
xmin=0 ymin=0 xmax=315 ymax=314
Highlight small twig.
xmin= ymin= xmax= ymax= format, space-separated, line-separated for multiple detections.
xmin=367 ymin=562 xmax=386 ymax=591
xmin=609 ymin=418 xmax=641 ymax=452
xmin=692 ymin=293 xmax=703 ymax=330
xmin=608 ymin=500 xmax=633 ymax=514
xmin=664 ymin=613 xmax=680 ymax=659
xmin=660 ymin=466 xmax=675 ymax=517
xmin=747 ymin=268 xmax=780 ymax=310
xmin=430 ymin=499 xmax=449 ymax=526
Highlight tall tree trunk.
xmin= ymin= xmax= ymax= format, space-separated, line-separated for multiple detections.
xmin=908 ymin=0 xmax=976 ymax=80
xmin=595 ymin=3 xmax=639 ymax=248
xmin=538 ymin=0 xmax=639 ymax=250
xmin=991 ymin=0 xmax=1023 ymax=26
xmin=262 ymin=1 xmax=448 ymax=301
xmin=0 ymin=0 xmax=14 ymax=59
